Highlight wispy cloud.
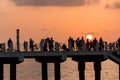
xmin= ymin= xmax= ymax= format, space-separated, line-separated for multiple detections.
xmin=11 ymin=0 xmax=100 ymax=6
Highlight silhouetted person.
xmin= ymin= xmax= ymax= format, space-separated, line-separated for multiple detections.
xmin=43 ymin=38 xmax=48 ymax=51
xmin=68 ymin=37 xmax=74 ymax=51
xmin=93 ymin=38 xmax=98 ymax=51
xmin=76 ymin=37 xmax=81 ymax=51
xmin=90 ymin=41 xmax=94 ymax=51
xmin=72 ymin=38 xmax=75 ymax=51
xmin=29 ymin=38 xmax=34 ymax=51
xmin=113 ymin=42 xmax=116 ymax=50
xmin=48 ymin=37 xmax=54 ymax=51
xmin=86 ymin=39 xmax=90 ymax=51
xmin=62 ymin=43 xmax=68 ymax=51
xmin=7 ymin=38 xmax=13 ymax=51
xmin=55 ymin=42 xmax=60 ymax=51
xmin=104 ymin=42 xmax=108 ymax=50
xmin=81 ymin=37 xmax=85 ymax=51
xmin=109 ymin=43 xmax=113 ymax=50
xmin=99 ymin=37 xmax=104 ymax=51
xmin=118 ymin=37 xmax=120 ymax=50
xmin=40 ymin=39 xmax=44 ymax=51
xmin=0 ymin=43 xmax=5 ymax=52
xmin=23 ymin=41 xmax=28 ymax=52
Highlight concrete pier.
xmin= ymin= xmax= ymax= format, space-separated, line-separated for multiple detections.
xmin=78 ymin=61 xmax=85 ymax=80
xmin=0 ymin=51 xmax=119 ymax=80
xmin=41 ymin=62 xmax=48 ymax=80
xmin=0 ymin=64 xmax=3 ymax=80
xmin=94 ymin=61 xmax=101 ymax=80
xmin=54 ymin=62 xmax=61 ymax=80
xmin=10 ymin=63 xmax=17 ymax=80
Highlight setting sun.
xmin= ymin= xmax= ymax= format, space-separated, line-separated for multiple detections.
xmin=86 ymin=34 xmax=93 ymax=40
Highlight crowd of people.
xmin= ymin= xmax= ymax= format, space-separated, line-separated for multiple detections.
xmin=0 ymin=37 xmax=120 ymax=52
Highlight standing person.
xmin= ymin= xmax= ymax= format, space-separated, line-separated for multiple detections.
xmin=43 ymin=38 xmax=48 ymax=51
xmin=76 ymin=37 xmax=81 ymax=51
xmin=40 ymin=39 xmax=44 ymax=51
xmin=118 ymin=37 xmax=120 ymax=50
xmin=99 ymin=37 xmax=104 ymax=51
xmin=93 ymin=38 xmax=98 ymax=51
xmin=48 ymin=37 xmax=54 ymax=51
xmin=71 ymin=38 xmax=75 ymax=51
xmin=55 ymin=41 xmax=60 ymax=52
xmin=23 ymin=41 xmax=28 ymax=52
xmin=86 ymin=39 xmax=90 ymax=51
xmin=81 ymin=37 xmax=85 ymax=51
xmin=68 ymin=36 xmax=73 ymax=51
xmin=7 ymin=38 xmax=13 ymax=51
xmin=29 ymin=38 xmax=34 ymax=51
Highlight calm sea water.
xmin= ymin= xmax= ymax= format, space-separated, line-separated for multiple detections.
xmin=4 ymin=58 xmax=119 ymax=80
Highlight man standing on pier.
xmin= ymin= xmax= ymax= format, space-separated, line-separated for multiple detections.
xmin=7 ymin=38 xmax=13 ymax=52
xmin=29 ymin=38 xmax=34 ymax=51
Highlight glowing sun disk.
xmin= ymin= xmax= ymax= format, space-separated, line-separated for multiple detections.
xmin=86 ymin=34 xmax=93 ymax=40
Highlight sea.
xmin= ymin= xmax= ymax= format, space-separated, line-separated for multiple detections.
xmin=4 ymin=58 xmax=119 ymax=80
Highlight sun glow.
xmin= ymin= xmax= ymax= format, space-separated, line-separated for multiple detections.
xmin=86 ymin=34 xmax=93 ymax=40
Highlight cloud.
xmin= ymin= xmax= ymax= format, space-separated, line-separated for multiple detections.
xmin=105 ymin=1 xmax=120 ymax=9
xmin=11 ymin=0 xmax=100 ymax=6
xmin=114 ymin=1 xmax=120 ymax=8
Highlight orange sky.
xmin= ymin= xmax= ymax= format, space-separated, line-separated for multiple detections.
xmin=0 ymin=0 xmax=120 ymax=44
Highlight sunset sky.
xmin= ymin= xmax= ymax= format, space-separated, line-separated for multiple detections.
xmin=0 ymin=0 xmax=120 ymax=45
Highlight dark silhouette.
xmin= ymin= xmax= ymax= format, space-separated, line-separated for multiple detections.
xmin=0 ymin=43 xmax=5 ymax=52
xmin=29 ymin=38 xmax=34 ymax=51
xmin=99 ymin=37 xmax=104 ymax=51
xmin=40 ymin=39 xmax=44 ymax=51
xmin=93 ymin=38 xmax=98 ymax=51
xmin=7 ymin=38 xmax=13 ymax=51
xmin=118 ymin=37 xmax=120 ymax=50
xmin=2 ymin=36 xmax=120 ymax=52
xmin=43 ymin=38 xmax=48 ymax=51
xmin=48 ymin=37 xmax=54 ymax=51
xmin=81 ymin=37 xmax=85 ymax=51
xmin=55 ymin=42 xmax=60 ymax=51
xmin=62 ymin=43 xmax=68 ymax=51
xmin=86 ymin=39 xmax=90 ymax=51
xmin=23 ymin=41 xmax=28 ymax=52
xmin=68 ymin=37 xmax=74 ymax=51
xmin=76 ymin=37 xmax=81 ymax=51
